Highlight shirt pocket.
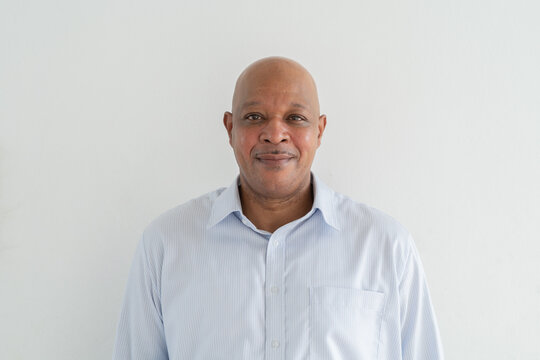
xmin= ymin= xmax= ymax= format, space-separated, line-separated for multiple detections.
xmin=309 ymin=286 xmax=385 ymax=360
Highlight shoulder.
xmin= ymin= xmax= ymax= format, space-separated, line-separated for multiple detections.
xmin=332 ymin=190 xmax=413 ymax=260
xmin=314 ymin=175 xmax=409 ymax=243
xmin=142 ymin=187 xmax=226 ymax=242
xmin=335 ymin=191 xmax=409 ymax=235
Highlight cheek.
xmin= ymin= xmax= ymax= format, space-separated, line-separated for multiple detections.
xmin=296 ymin=129 xmax=320 ymax=153
xmin=233 ymin=130 xmax=256 ymax=158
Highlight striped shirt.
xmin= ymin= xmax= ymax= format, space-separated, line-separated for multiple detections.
xmin=113 ymin=174 xmax=444 ymax=359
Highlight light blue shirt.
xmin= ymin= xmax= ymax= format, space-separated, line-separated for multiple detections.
xmin=113 ymin=174 xmax=444 ymax=359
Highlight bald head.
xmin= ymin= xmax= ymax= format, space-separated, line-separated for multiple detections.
xmin=231 ymin=57 xmax=321 ymax=116
xmin=223 ymin=56 xmax=327 ymax=207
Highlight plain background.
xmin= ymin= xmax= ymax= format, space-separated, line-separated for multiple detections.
xmin=1 ymin=0 xmax=539 ymax=359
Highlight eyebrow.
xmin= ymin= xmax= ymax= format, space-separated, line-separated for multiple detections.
xmin=241 ymin=101 xmax=261 ymax=109
xmin=240 ymin=101 xmax=308 ymax=110
xmin=290 ymin=102 xmax=307 ymax=110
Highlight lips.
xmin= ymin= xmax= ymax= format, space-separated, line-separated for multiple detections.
xmin=257 ymin=154 xmax=292 ymax=160
xmin=255 ymin=152 xmax=295 ymax=166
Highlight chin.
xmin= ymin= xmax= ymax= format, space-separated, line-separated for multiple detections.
xmin=258 ymin=174 xmax=307 ymax=196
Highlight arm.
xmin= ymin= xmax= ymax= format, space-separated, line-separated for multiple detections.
xmin=113 ymin=233 xmax=168 ymax=360
xmin=399 ymin=235 xmax=444 ymax=359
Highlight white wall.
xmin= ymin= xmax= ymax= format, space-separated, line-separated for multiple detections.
xmin=1 ymin=0 xmax=539 ymax=358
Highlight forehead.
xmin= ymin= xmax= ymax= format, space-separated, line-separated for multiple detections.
xmin=241 ymin=84 xmax=310 ymax=105
xmin=234 ymin=75 xmax=318 ymax=114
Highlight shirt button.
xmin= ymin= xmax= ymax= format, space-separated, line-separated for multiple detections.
xmin=271 ymin=340 xmax=280 ymax=348
xmin=274 ymin=241 xmax=280 ymax=247
xmin=271 ymin=286 xmax=279 ymax=294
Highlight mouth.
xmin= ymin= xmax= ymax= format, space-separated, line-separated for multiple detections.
xmin=255 ymin=152 xmax=295 ymax=166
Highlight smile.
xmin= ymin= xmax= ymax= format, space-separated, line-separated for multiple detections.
xmin=255 ymin=153 xmax=295 ymax=166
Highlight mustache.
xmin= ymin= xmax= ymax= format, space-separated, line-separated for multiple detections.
xmin=253 ymin=149 xmax=297 ymax=157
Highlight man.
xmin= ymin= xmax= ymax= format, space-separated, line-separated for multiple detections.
xmin=113 ymin=57 xmax=444 ymax=359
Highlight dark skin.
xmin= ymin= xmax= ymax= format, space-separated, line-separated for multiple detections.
xmin=223 ymin=57 xmax=327 ymax=232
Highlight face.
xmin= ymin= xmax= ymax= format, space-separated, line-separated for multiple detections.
xmin=224 ymin=61 xmax=326 ymax=200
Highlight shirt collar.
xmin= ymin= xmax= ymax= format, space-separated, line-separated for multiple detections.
xmin=207 ymin=173 xmax=340 ymax=230
xmin=311 ymin=173 xmax=340 ymax=230
xmin=207 ymin=177 xmax=243 ymax=228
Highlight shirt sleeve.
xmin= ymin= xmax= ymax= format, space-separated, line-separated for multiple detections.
xmin=113 ymin=232 xmax=168 ymax=360
xmin=398 ymin=235 xmax=444 ymax=360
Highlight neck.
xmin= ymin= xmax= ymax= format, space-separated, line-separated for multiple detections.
xmin=239 ymin=178 xmax=313 ymax=233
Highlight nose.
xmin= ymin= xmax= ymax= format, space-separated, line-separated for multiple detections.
xmin=259 ymin=117 xmax=290 ymax=144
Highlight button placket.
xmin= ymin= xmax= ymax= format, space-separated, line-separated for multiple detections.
xmin=265 ymin=232 xmax=286 ymax=359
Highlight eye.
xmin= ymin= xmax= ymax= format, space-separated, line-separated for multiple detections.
xmin=288 ymin=114 xmax=306 ymax=122
xmin=245 ymin=113 xmax=263 ymax=121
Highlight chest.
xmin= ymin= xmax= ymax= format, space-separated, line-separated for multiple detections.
xmin=159 ymin=225 xmax=397 ymax=360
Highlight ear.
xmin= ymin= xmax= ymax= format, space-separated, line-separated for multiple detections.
xmin=317 ymin=114 xmax=327 ymax=146
xmin=223 ymin=111 xmax=233 ymax=145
